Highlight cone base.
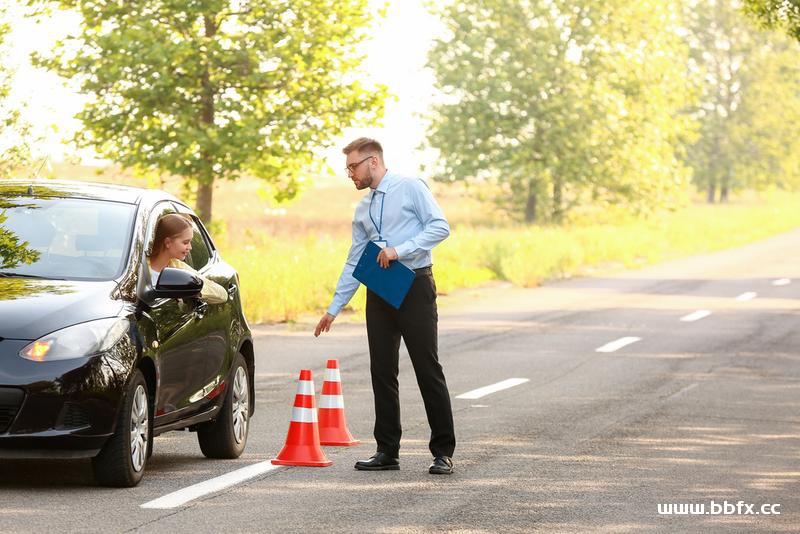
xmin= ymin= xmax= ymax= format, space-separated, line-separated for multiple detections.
xmin=271 ymin=458 xmax=333 ymax=467
xmin=320 ymin=438 xmax=361 ymax=446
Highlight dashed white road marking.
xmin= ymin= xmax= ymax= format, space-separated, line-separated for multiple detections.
xmin=456 ymin=378 xmax=529 ymax=400
xmin=141 ymin=461 xmax=283 ymax=509
xmin=680 ymin=310 xmax=711 ymax=322
xmin=595 ymin=337 xmax=641 ymax=353
xmin=666 ymin=382 xmax=699 ymax=400
xmin=772 ymin=278 xmax=791 ymax=286
xmin=735 ymin=292 xmax=757 ymax=301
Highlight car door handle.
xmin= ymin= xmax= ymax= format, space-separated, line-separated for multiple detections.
xmin=227 ymin=284 xmax=238 ymax=297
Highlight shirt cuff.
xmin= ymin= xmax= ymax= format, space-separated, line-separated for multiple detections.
xmin=326 ymin=304 xmax=341 ymax=317
xmin=394 ymin=241 xmax=414 ymax=259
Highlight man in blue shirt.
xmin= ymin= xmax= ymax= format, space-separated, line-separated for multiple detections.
xmin=314 ymin=137 xmax=456 ymax=475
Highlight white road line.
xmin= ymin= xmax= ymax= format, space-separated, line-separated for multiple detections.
xmin=735 ymin=292 xmax=757 ymax=301
xmin=595 ymin=337 xmax=641 ymax=353
xmin=141 ymin=461 xmax=283 ymax=509
xmin=680 ymin=310 xmax=711 ymax=322
xmin=455 ymin=378 xmax=529 ymax=400
xmin=666 ymin=382 xmax=699 ymax=400
xmin=772 ymin=278 xmax=791 ymax=286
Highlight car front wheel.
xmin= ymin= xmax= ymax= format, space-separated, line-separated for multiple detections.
xmin=92 ymin=369 xmax=150 ymax=487
xmin=197 ymin=354 xmax=249 ymax=458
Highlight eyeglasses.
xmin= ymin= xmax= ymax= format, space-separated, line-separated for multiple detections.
xmin=345 ymin=155 xmax=374 ymax=174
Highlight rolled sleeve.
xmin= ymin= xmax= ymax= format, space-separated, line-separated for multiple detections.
xmin=394 ymin=179 xmax=450 ymax=260
xmin=327 ymin=219 xmax=369 ymax=316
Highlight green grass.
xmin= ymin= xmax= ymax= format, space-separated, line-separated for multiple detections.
xmin=219 ymin=191 xmax=800 ymax=323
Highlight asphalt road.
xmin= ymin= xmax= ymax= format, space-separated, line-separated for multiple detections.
xmin=1 ymin=229 xmax=799 ymax=533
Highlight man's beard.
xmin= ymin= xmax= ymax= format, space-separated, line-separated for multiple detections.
xmin=357 ymin=171 xmax=373 ymax=190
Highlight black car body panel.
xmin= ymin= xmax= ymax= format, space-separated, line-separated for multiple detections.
xmin=0 ymin=279 xmax=123 ymax=339
xmin=0 ymin=180 xmax=254 ymax=459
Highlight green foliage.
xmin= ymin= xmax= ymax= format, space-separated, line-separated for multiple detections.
xmin=424 ymin=0 xmax=695 ymax=223
xmin=685 ymin=0 xmax=800 ymax=201
xmin=0 ymin=197 xmax=41 ymax=270
xmin=743 ymin=0 xmax=800 ymax=41
xmin=30 ymin=0 xmax=388 ymax=221
xmin=0 ymin=5 xmax=33 ymax=176
xmin=0 ymin=214 xmax=40 ymax=270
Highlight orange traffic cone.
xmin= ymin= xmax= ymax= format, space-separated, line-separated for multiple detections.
xmin=318 ymin=359 xmax=360 ymax=446
xmin=272 ymin=369 xmax=332 ymax=467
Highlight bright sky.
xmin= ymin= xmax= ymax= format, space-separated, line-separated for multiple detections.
xmin=5 ymin=1 xmax=445 ymax=178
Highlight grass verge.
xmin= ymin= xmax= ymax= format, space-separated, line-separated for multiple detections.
xmin=220 ymin=192 xmax=800 ymax=324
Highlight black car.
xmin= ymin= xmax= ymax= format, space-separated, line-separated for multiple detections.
xmin=0 ymin=180 xmax=254 ymax=486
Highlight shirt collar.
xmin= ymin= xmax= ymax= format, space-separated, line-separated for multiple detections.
xmin=374 ymin=170 xmax=393 ymax=194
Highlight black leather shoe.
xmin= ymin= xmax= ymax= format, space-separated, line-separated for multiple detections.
xmin=354 ymin=452 xmax=400 ymax=471
xmin=429 ymin=456 xmax=453 ymax=475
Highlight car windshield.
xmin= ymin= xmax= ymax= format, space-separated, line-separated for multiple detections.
xmin=0 ymin=196 xmax=136 ymax=281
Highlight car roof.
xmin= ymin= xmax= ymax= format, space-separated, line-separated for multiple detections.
xmin=0 ymin=179 xmax=186 ymax=207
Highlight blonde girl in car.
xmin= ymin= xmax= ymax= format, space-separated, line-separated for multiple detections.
xmin=147 ymin=213 xmax=227 ymax=304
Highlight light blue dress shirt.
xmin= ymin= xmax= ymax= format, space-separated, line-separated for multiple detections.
xmin=327 ymin=171 xmax=450 ymax=316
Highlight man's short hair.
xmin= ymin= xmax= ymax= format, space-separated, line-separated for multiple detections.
xmin=343 ymin=137 xmax=383 ymax=158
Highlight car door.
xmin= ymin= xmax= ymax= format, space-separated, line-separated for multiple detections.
xmin=154 ymin=208 xmax=231 ymax=423
xmin=139 ymin=203 xmax=208 ymax=424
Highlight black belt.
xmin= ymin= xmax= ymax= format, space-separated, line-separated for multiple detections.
xmin=413 ymin=266 xmax=432 ymax=275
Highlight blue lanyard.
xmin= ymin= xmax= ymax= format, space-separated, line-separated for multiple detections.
xmin=369 ymin=190 xmax=385 ymax=240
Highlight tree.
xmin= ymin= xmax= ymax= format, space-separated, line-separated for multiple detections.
xmin=742 ymin=0 xmax=800 ymax=41
xmin=31 ymin=0 xmax=388 ymax=222
xmin=425 ymin=0 xmax=695 ymax=223
xmin=0 ymin=197 xmax=41 ymax=271
xmin=685 ymin=0 xmax=800 ymax=201
xmin=0 ymin=211 xmax=40 ymax=270
xmin=0 ymin=5 xmax=33 ymax=176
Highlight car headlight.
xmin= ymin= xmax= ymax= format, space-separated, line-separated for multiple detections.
xmin=19 ymin=317 xmax=130 ymax=362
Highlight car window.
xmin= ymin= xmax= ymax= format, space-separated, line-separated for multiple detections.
xmin=0 ymin=196 xmax=136 ymax=281
xmin=183 ymin=217 xmax=212 ymax=270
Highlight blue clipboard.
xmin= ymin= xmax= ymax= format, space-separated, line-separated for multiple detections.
xmin=352 ymin=241 xmax=416 ymax=309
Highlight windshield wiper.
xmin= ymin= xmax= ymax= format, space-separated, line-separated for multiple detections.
xmin=0 ymin=272 xmax=64 ymax=280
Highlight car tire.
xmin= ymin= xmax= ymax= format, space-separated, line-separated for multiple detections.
xmin=197 ymin=354 xmax=250 ymax=459
xmin=92 ymin=369 xmax=150 ymax=487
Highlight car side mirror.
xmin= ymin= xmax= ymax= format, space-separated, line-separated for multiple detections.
xmin=154 ymin=267 xmax=203 ymax=299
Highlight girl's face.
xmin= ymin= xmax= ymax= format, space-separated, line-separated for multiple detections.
xmin=165 ymin=227 xmax=193 ymax=261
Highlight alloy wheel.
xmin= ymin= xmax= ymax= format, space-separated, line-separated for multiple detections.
xmin=129 ymin=385 xmax=148 ymax=472
xmin=231 ymin=366 xmax=249 ymax=444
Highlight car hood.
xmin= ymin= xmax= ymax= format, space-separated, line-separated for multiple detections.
xmin=0 ymin=278 xmax=123 ymax=340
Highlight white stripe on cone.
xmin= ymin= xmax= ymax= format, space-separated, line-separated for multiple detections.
xmin=319 ymin=395 xmax=345 ymax=409
xmin=296 ymin=380 xmax=314 ymax=395
xmin=324 ymin=368 xmax=341 ymax=382
xmin=291 ymin=406 xmax=318 ymax=423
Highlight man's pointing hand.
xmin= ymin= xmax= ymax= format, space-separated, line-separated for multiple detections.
xmin=314 ymin=313 xmax=336 ymax=337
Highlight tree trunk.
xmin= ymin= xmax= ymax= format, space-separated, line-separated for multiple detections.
xmin=196 ymin=183 xmax=213 ymax=224
xmin=194 ymin=14 xmax=218 ymax=225
xmin=552 ymin=178 xmax=563 ymax=223
xmin=524 ymin=181 xmax=537 ymax=223
xmin=706 ymin=182 xmax=716 ymax=203
xmin=720 ymin=168 xmax=730 ymax=203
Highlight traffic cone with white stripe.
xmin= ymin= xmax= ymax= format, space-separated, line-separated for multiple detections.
xmin=318 ymin=359 xmax=360 ymax=446
xmin=272 ymin=369 xmax=332 ymax=467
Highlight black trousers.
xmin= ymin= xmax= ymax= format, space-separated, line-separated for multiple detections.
xmin=365 ymin=268 xmax=456 ymax=458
